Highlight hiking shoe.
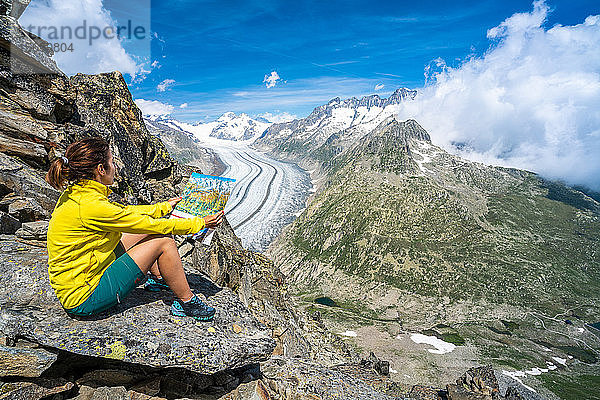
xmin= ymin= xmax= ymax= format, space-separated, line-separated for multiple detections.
xmin=143 ymin=276 xmax=170 ymax=292
xmin=171 ymin=295 xmax=216 ymax=321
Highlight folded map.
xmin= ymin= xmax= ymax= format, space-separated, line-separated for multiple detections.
xmin=170 ymin=172 xmax=236 ymax=245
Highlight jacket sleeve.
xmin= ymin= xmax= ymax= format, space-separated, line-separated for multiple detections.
xmin=80 ymin=198 xmax=205 ymax=235
xmin=117 ymin=201 xmax=172 ymax=218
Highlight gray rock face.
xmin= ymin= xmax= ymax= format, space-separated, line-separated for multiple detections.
xmin=0 ymin=343 xmax=57 ymax=377
xmin=0 ymin=152 xmax=59 ymax=211
xmin=0 ymin=378 xmax=75 ymax=399
xmin=1 ymin=0 xmax=31 ymax=19
xmin=0 ymin=238 xmax=275 ymax=374
xmin=7 ymin=196 xmax=48 ymax=221
xmin=257 ymin=356 xmax=398 ymax=400
xmin=0 ymin=11 xmax=61 ymax=74
xmin=0 ymin=210 xmax=20 ymax=233
xmin=15 ymin=219 xmax=47 ymax=239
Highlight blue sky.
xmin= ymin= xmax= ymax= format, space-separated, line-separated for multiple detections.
xmin=123 ymin=0 xmax=597 ymax=121
xmin=17 ymin=1 xmax=600 ymax=189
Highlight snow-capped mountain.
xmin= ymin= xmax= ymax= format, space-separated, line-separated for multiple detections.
xmin=210 ymin=112 xmax=272 ymax=141
xmin=253 ymin=88 xmax=417 ymax=159
xmin=146 ymin=112 xmax=272 ymax=142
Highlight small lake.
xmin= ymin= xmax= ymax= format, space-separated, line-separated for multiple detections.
xmin=314 ymin=296 xmax=338 ymax=307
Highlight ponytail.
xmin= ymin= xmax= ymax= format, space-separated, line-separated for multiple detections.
xmin=46 ymin=156 xmax=69 ymax=190
xmin=45 ymin=137 xmax=110 ymax=190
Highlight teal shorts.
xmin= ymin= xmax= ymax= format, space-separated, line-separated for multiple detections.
xmin=66 ymin=242 xmax=145 ymax=317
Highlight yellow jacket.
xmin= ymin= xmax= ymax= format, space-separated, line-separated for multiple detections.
xmin=47 ymin=179 xmax=205 ymax=309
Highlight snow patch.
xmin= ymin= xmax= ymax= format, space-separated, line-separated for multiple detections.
xmin=294 ymin=208 xmax=306 ymax=217
xmin=409 ymin=333 xmax=456 ymax=354
xmin=552 ymin=356 xmax=567 ymax=366
xmin=340 ymin=330 xmax=357 ymax=337
xmin=503 ymin=359 xmax=563 ymax=392
xmin=502 ymin=370 xmax=537 ymax=393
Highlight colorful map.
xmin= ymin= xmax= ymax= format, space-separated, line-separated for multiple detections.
xmin=170 ymin=173 xmax=236 ymax=241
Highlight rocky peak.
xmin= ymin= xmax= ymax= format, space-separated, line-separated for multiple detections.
xmin=218 ymin=111 xmax=237 ymax=121
xmin=378 ymin=117 xmax=431 ymax=142
xmin=324 ymin=88 xmax=417 ymax=113
xmin=337 ymin=117 xmax=429 ymax=174
xmin=386 ymin=87 xmax=417 ymax=105
xmin=1 ymin=0 xmax=30 ymax=19
xmin=0 ymin=1 xmax=61 ymax=74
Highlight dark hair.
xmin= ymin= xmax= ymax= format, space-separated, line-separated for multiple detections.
xmin=46 ymin=137 xmax=111 ymax=190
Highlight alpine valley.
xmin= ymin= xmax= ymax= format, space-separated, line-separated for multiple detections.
xmin=253 ymin=91 xmax=600 ymax=400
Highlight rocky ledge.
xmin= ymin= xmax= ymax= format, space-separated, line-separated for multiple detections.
xmin=0 ymin=238 xmax=275 ymax=375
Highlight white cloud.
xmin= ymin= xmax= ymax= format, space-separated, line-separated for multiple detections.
xmin=263 ymin=71 xmax=281 ymax=88
xmin=151 ymin=60 xmax=160 ymax=69
xmin=157 ymin=79 xmax=176 ymax=92
xmin=397 ymin=0 xmax=600 ymax=190
xmin=135 ymin=99 xmax=174 ymax=118
xmin=179 ymin=102 xmax=188 ymax=109
xmin=20 ymin=0 xmax=149 ymax=80
xmin=375 ymin=83 xmax=385 ymax=91
xmin=257 ymin=111 xmax=298 ymax=123
xmin=233 ymin=91 xmax=252 ymax=97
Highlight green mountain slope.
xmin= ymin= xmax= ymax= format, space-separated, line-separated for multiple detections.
xmin=266 ymin=117 xmax=600 ymax=397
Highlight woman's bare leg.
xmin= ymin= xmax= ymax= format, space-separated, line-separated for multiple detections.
xmin=121 ymin=233 xmax=161 ymax=277
xmin=125 ymin=234 xmax=193 ymax=301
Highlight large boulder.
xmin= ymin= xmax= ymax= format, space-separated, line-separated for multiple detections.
xmin=69 ymin=72 xmax=179 ymax=203
xmin=0 ymin=238 xmax=275 ymax=374
xmin=15 ymin=219 xmax=48 ymax=239
xmin=7 ymin=196 xmax=48 ymax=221
xmin=0 ymin=152 xmax=59 ymax=211
xmin=0 ymin=342 xmax=57 ymax=377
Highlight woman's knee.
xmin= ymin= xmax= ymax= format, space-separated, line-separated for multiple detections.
xmin=154 ymin=234 xmax=176 ymax=250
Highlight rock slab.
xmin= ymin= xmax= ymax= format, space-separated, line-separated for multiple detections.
xmin=0 ymin=238 xmax=275 ymax=375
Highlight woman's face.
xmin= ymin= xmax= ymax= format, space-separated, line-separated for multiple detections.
xmin=97 ymin=149 xmax=116 ymax=185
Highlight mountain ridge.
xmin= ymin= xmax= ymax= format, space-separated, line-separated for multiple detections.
xmin=253 ymin=88 xmax=417 ymax=168
xmin=262 ymin=114 xmax=600 ymax=398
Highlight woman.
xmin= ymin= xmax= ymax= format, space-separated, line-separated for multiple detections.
xmin=45 ymin=137 xmax=223 ymax=321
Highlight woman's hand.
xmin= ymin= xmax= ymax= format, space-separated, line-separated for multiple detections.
xmin=203 ymin=210 xmax=224 ymax=229
xmin=168 ymin=196 xmax=182 ymax=209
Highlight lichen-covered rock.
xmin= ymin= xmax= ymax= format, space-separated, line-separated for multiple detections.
xmin=0 ymin=238 xmax=275 ymax=374
xmin=0 ymin=343 xmax=57 ymax=377
xmin=407 ymin=385 xmax=447 ymax=400
xmin=447 ymin=366 xmax=500 ymax=400
xmin=15 ymin=219 xmax=48 ymax=240
xmin=257 ymin=356 xmax=398 ymax=400
xmin=0 ymin=378 xmax=74 ymax=399
xmin=69 ymin=72 xmax=179 ymax=203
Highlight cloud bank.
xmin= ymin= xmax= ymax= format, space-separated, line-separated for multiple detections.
xmin=20 ymin=0 xmax=149 ymax=80
xmin=397 ymin=1 xmax=600 ymax=190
